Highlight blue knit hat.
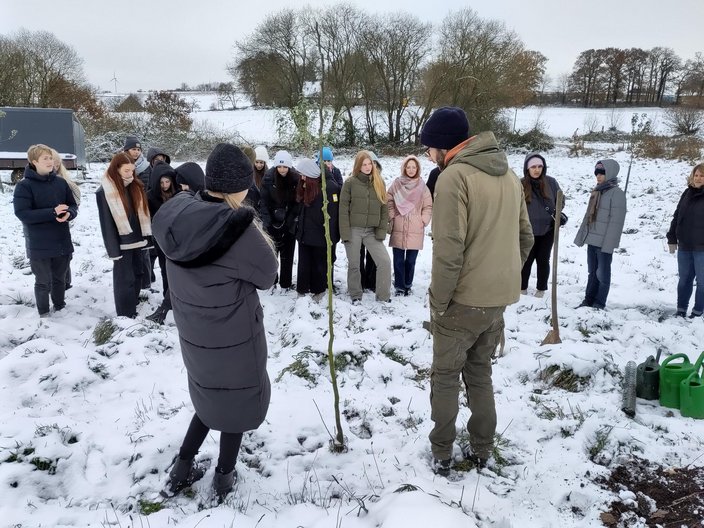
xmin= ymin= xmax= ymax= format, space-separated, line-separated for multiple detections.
xmin=321 ymin=147 xmax=334 ymax=161
xmin=420 ymin=107 xmax=470 ymax=149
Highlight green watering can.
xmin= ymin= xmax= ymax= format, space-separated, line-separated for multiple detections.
xmin=680 ymin=351 xmax=704 ymax=419
xmin=636 ymin=350 xmax=661 ymax=400
xmin=659 ymin=353 xmax=695 ymax=409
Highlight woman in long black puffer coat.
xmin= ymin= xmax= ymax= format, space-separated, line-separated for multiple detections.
xmin=259 ymin=150 xmax=301 ymax=289
xmin=293 ymin=158 xmax=340 ymax=298
xmin=152 ymin=144 xmax=277 ymax=502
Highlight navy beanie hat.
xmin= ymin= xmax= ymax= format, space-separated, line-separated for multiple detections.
xmin=420 ymin=107 xmax=470 ymax=149
xmin=123 ymin=135 xmax=141 ymax=151
xmin=205 ymin=143 xmax=253 ymax=194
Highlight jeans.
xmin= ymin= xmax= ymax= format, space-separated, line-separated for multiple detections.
xmin=585 ymin=244 xmax=613 ymax=309
xmin=521 ymin=230 xmax=554 ymax=291
xmin=392 ymin=248 xmax=419 ymax=291
xmin=30 ymin=255 xmax=71 ymax=315
xmin=677 ymin=250 xmax=704 ymax=315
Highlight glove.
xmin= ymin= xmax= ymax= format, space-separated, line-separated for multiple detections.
xmin=668 ymin=244 xmax=677 ymax=254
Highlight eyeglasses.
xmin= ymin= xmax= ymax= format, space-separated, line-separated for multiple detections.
xmin=528 ymin=164 xmax=544 ymax=170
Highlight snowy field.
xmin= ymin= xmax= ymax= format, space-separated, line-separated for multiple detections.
xmin=0 ymin=108 xmax=703 ymax=528
xmin=174 ymin=91 xmax=672 ymax=145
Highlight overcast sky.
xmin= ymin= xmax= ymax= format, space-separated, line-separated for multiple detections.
xmin=2 ymin=0 xmax=702 ymax=94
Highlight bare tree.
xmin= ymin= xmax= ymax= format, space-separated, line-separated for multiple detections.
xmin=231 ymin=9 xmax=316 ymax=108
xmin=307 ymin=4 xmax=366 ymax=145
xmin=359 ymin=13 xmax=431 ymax=143
xmin=0 ymin=29 xmax=90 ymax=111
xmin=433 ymin=8 xmax=544 ymax=131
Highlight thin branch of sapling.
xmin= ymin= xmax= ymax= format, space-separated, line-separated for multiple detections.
xmin=313 ymin=399 xmax=335 ymax=444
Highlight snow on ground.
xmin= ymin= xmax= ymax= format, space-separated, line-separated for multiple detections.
xmin=176 ymin=89 xmax=671 ymax=145
xmin=1 ymin=122 xmax=703 ymax=528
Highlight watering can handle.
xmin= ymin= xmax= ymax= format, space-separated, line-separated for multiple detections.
xmin=661 ymin=353 xmax=690 ymax=367
xmin=693 ymin=351 xmax=704 ymax=372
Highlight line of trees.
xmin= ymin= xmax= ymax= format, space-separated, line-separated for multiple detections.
xmin=560 ymin=47 xmax=704 ymax=107
xmin=0 ymin=28 xmax=103 ymax=118
xmin=230 ymin=5 xmax=547 ymax=145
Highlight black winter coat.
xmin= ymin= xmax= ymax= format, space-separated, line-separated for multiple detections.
xmin=13 ymin=166 xmax=77 ymax=259
xmin=667 ymin=186 xmax=704 ymax=251
xmin=147 ymin=164 xmax=178 ymax=217
xmin=152 ymin=191 xmax=277 ymax=433
xmin=96 ymin=186 xmax=149 ymax=259
xmin=295 ymin=175 xmax=341 ymax=247
xmin=259 ymin=167 xmax=301 ymax=237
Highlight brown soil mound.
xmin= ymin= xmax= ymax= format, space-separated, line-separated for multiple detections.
xmin=598 ymin=456 xmax=704 ymax=527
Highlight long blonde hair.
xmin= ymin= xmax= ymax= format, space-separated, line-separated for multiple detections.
xmin=351 ymin=150 xmax=387 ymax=204
xmin=50 ymin=148 xmax=81 ymax=204
xmin=207 ymin=190 xmax=275 ymax=251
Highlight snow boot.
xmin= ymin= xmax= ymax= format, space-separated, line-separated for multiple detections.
xmin=161 ymin=456 xmax=205 ymax=498
xmin=460 ymin=444 xmax=489 ymax=469
xmin=146 ymin=305 xmax=169 ymax=325
xmin=431 ymin=457 xmax=452 ymax=476
xmin=213 ymin=467 xmax=237 ymax=502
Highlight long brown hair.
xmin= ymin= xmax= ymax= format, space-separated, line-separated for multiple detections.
xmin=296 ymin=176 xmax=321 ymax=206
xmin=521 ymin=176 xmax=551 ymax=204
xmin=351 ymin=150 xmax=386 ymax=204
xmin=106 ymin=152 xmax=148 ymax=216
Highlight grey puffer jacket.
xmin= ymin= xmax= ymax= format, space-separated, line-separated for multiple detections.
xmin=573 ymin=159 xmax=627 ymax=254
xmin=152 ymin=191 xmax=277 ymax=433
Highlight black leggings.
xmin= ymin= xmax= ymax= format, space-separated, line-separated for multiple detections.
xmin=178 ymin=414 xmax=243 ymax=474
xmin=521 ymin=231 xmax=554 ymax=291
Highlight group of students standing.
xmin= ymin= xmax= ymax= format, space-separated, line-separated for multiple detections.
xmin=11 ymin=121 xmax=704 ymax=499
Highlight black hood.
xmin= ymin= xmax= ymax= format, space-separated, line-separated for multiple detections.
xmin=146 ymin=147 xmax=171 ymax=165
xmin=175 ymin=162 xmax=205 ymax=193
xmin=152 ymin=191 xmax=254 ymax=267
xmin=148 ymin=163 xmax=178 ymax=200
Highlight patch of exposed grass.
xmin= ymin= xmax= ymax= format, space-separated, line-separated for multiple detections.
xmin=138 ymin=499 xmax=164 ymax=515
xmin=93 ymin=318 xmax=117 ymax=345
xmin=276 ymin=352 xmax=317 ymax=384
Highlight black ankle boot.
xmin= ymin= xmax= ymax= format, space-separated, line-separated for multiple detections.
xmin=146 ymin=305 xmax=169 ymax=324
xmin=161 ymin=456 xmax=205 ymax=498
xmin=213 ymin=467 xmax=237 ymax=502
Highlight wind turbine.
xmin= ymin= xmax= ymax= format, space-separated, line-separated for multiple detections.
xmin=110 ymin=72 xmax=118 ymax=94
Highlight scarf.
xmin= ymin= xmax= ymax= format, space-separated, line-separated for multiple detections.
xmin=101 ymin=173 xmax=152 ymax=237
xmin=587 ymin=179 xmax=618 ymax=224
xmin=134 ymin=154 xmax=150 ymax=176
xmin=391 ymin=175 xmax=426 ymax=216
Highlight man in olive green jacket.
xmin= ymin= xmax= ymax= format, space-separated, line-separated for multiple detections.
xmin=421 ymin=107 xmax=533 ymax=475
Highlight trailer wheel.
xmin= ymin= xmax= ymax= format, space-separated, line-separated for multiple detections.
xmin=11 ymin=168 xmax=23 ymax=184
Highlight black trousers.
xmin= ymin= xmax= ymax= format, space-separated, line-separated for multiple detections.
xmin=273 ymin=231 xmax=296 ymax=289
xmin=30 ymin=255 xmax=71 ymax=315
xmin=297 ymin=244 xmax=328 ymax=294
xmin=179 ymin=414 xmax=243 ymax=474
xmin=113 ymin=248 xmax=145 ymax=317
xmin=359 ymin=245 xmax=377 ymax=291
xmin=521 ymin=231 xmax=554 ymax=291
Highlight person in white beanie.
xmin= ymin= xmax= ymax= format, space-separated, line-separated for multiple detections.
xmin=260 ymin=150 xmax=301 ymax=289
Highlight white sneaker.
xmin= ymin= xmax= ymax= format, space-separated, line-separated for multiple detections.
xmin=520 ymin=289 xmax=527 ymax=295
xmin=535 ymin=290 xmax=545 ymax=298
